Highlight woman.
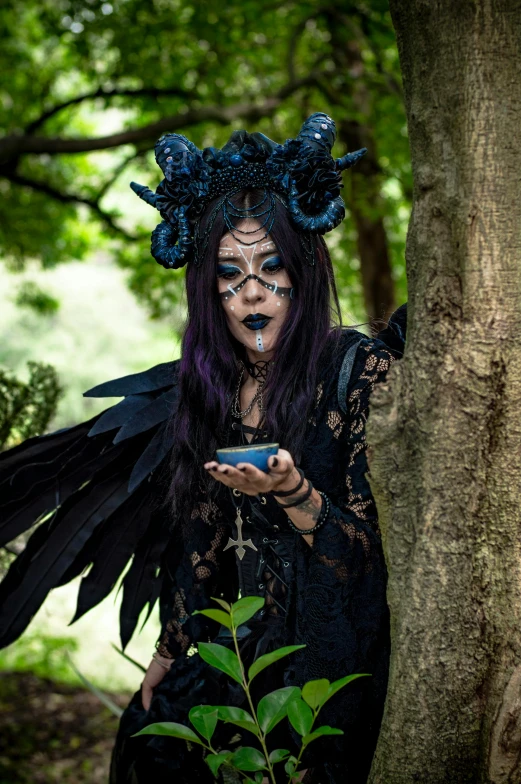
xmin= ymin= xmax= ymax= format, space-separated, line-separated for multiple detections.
xmin=0 ymin=114 xmax=406 ymax=783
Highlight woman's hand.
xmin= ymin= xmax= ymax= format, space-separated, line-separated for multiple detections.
xmin=141 ymin=656 xmax=172 ymax=711
xmin=204 ymin=448 xmax=300 ymax=495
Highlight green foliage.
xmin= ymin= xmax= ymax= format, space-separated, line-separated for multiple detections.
xmin=0 ymin=361 xmax=62 ymax=450
xmin=0 ymin=632 xmax=79 ymax=682
xmin=15 ymin=281 xmax=60 ymax=315
xmin=135 ymin=596 xmax=369 ymax=783
xmin=0 ymin=0 xmax=409 ymax=319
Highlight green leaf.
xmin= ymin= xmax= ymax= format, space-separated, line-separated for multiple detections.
xmin=254 ymin=773 xmax=264 ymax=784
xmin=206 ymin=751 xmax=232 ymax=776
xmin=326 ymin=673 xmax=371 ymax=703
xmin=301 ymin=679 xmax=330 ymax=710
xmin=217 ymin=706 xmax=259 ymax=737
xmin=248 ymin=645 xmax=306 ymax=682
xmin=284 ymin=755 xmax=298 ymax=776
xmin=132 ymin=722 xmax=203 ymax=744
xmin=210 ymin=597 xmax=232 ymax=612
xmin=302 ymin=726 xmax=344 ymax=746
xmin=192 ymin=608 xmax=232 ymax=629
xmin=269 ymin=748 xmax=290 ymax=764
xmin=231 ymin=596 xmax=265 ymax=627
xmin=287 ymin=698 xmax=313 ymax=736
xmin=188 ymin=706 xmax=218 ymax=741
xmin=257 ymin=686 xmax=300 ymax=734
xmin=198 ymin=642 xmax=243 ymax=685
xmin=231 ymin=746 xmax=267 ymax=772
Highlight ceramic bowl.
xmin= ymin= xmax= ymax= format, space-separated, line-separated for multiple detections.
xmin=215 ymin=443 xmax=279 ymax=473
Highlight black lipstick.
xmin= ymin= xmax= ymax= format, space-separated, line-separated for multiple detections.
xmin=242 ymin=313 xmax=272 ymax=331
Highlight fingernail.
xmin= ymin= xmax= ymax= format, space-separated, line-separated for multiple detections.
xmin=222 ymin=468 xmax=229 ymax=475
xmin=272 ymin=457 xmax=279 ymax=467
xmin=208 ymin=466 xmax=216 ymax=471
xmin=239 ymin=467 xmax=247 ymax=472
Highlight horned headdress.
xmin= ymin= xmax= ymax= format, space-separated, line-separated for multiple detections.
xmin=131 ymin=112 xmax=366 ymax=269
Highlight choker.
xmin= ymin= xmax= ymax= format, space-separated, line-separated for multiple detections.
xmin=242 ymin=359 xmax=273 ymax=382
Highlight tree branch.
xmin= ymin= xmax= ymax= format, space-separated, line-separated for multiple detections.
xmin=287 ymin=19 xmax=310 ymax=83
xmin=25 ymin=86 xmax=194 ymax=135
xmin=4 ymin=172 xmax=145 ymax=241
xmin=1 ymin=76 xmax=318 ymax=161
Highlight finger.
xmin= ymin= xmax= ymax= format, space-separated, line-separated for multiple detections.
xmin=204 ymin=461 xmax=219 ymax=471
xmin=235 ymin=463 xmax=267 ymax=483
xmin=268 ymin=450 xmax=293 ymax=474
xmin=142 ymin=684 xmax=152 ymax=712
xmin=211 ymin=464 xmax=245 ymax=487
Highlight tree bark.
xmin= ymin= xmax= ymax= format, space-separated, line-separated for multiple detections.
xmin=366 ymin=2 xmax=521 ymax=782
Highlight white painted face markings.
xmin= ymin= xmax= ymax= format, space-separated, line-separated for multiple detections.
xmin=236 ymin=242 xmax=258 ymax=276
xmin=217 ymin=232 xmax=292 ymax=354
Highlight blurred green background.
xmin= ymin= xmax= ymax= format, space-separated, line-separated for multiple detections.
xmin=0 ymin=0 xmax=409 ymax=780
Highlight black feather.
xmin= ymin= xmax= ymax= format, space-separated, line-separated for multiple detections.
xmin=87 ymin=394 xmax=156 ymax=437
xmin=377 ymin=302 xmax=407 ymax=357
xmin=84 ymin=361 xmax=178 ymax=398
xmin=0 ymin=467 xmax=135 ymax=648
xmin=70 ymin=490 xmax=153 ymax=624
xmin=113 ymin=387 xmax=178 ymax=444
xmin=119 ymin=516 xmax=169 ymax=649
xmin=0 ymin=438 xmax=125 ymax=546
xmin=0 ymin=416 xmax=102 ymax=487
xmin=128 ymin=424 xmax=175 ymax=493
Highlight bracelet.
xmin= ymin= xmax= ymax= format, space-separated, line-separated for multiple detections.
xmin=275 ymin=479 xmax=314 ymax=509
xmin=287 ymin=491 xmax=330 ymax=535
xmin=271 ymin=468 xmax=305 ymax=498
xmin=152 ymin=652 xmax=173 ymax=671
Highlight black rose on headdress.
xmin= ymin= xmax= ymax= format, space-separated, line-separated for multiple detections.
xmin=267 ymin=139 xmax=342 ymax=215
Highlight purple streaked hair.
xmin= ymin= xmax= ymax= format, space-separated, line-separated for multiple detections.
xmin=167 ymin=189 xmax=342 ymax=523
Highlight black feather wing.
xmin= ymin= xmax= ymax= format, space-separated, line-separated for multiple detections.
xmin=0 ymin=360 xmax=180 ymax=649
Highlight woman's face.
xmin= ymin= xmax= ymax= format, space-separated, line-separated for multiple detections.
xmin=217 ymin=220 xmax=293 ymax=357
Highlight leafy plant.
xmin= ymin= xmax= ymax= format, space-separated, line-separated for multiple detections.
xmin=134 ymin=596 xmax=369 ymax=783
xmin=0 ymin=361 xmax=62 ymax=450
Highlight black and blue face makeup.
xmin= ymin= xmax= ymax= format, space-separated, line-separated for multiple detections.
xmin=217 ymin=256 xmax=294 ymax=304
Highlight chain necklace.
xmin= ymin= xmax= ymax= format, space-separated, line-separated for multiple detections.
xmin=231 ymin=368 xmax=266 ymax=419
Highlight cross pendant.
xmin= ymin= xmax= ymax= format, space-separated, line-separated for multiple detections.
xmin=224 ymin=508 xmax=258 ymax=561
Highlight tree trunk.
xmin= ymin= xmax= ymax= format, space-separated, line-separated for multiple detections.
xmin=366 ymin=2 xmax=521 ymax=782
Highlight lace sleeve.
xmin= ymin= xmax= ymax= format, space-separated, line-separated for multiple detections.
xmin=292 ymin=341 xmax=394 ymax=687
xmin=312 ymin=342 xmax=395 ymax=571
xmin=155 ymin=497 xmax=228 ymax=659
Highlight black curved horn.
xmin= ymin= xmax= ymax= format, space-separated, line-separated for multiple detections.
xmin=296 ymin=112 xmax=337 ymax=152
xmin=150 ymin=208 xmax=193 ymax=270
xmin=130 ymin=181 xmax=160 ymax=209
xmin=336 ymin=148 xmax=367 ymax=171
xmin=288 ymin=182 xmax=345 ymax=234
xmin=155 ymin=134 xmax=201 ymax=177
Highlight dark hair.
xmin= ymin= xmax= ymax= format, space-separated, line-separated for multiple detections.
xmin=167 ymin=189 xmax=342 ymax=524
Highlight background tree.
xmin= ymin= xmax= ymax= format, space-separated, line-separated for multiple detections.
xmin=367 ymin=1 xmax=521 ymax=781
xmin=0 ymin=0 xmax=409 ymax=321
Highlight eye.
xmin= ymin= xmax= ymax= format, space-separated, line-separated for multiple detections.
xmin=261 ymin=256 xmax=284 ymax=274
xmin=217 ymin=265 xmax=241 ymax=280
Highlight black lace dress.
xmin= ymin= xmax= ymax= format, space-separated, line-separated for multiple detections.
xmin=110 ymin=333 xmax=395 ymax=784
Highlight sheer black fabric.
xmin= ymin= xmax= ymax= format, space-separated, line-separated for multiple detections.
xmin=111 ymin=332 xmax=396 ymax=784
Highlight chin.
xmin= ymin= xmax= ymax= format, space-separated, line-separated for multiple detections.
xmin=244 ymin=330 xmax=276 ymax=354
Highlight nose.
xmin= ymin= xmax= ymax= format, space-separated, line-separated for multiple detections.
xmin=241 ymin=275 xmax=266 ymax=306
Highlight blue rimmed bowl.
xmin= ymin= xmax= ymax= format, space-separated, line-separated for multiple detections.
xmin=216 ymin=443 xmax=279 ymax=473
